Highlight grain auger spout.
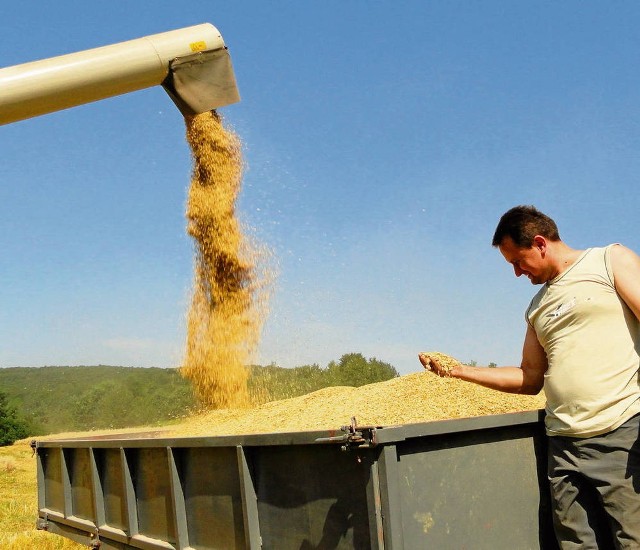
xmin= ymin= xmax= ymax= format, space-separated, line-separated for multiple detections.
xmin=0 ymin=23 xmax=240 ymax=126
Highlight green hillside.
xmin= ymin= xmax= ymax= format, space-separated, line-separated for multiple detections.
xmin=0 ymin=366 xmax=196 ymax=435
xmin=0 ymin=353 xmax=399 ymax=438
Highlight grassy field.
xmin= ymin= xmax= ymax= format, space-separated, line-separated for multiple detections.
xmin=0 ymin=440 xmax=83 ymax=549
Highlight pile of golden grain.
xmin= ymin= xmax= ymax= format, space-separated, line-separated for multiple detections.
xmin=164 ymin=369 xmax=545 ymax=437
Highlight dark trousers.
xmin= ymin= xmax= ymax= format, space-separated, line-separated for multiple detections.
xmin=548 ymin=414 xmax=640 ymax=549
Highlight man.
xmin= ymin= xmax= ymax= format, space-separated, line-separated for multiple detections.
xmin=419 ymin=205 xmax=640 ymax=549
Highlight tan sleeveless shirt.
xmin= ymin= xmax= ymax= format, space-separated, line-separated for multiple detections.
xmin=526 ymin=245 xmax=640 ymax=437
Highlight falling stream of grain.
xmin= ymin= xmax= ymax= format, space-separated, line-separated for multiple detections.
xmin=180 ymin=111 xmax=268 ymax=409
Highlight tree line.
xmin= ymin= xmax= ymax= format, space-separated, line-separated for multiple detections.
xmin=0 ymin=353 xmax=398 ymax=445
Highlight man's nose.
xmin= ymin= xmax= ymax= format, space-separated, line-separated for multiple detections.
xmin=514 ymin=264 xmax=523 ymax=277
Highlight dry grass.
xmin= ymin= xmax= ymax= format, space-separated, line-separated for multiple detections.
xmin=0 ymin=441 xmax=83 ymax=549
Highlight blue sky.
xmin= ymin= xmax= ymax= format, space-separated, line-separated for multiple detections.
xmin=2 ymin=2 xmax=640 ymax=375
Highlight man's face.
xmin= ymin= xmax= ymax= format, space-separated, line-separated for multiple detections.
xmin=498 ymin=236 xmax=548 ymax=285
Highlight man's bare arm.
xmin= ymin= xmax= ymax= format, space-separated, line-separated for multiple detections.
xmin=611 ymin=244 xmax=640 ymax=322
xmin=419 ymin=325 xmax=547 ymax=394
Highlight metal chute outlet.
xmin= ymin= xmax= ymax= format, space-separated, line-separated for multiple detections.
xmin=0 ymin=23 xmax=240 ymax=125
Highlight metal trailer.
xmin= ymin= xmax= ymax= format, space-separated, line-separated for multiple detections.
xmin=34 ymin=410 xmax=560 ymax=549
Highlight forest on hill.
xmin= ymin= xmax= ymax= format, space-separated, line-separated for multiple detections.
xmin=0 ymin=353 xmax=398 ymax=442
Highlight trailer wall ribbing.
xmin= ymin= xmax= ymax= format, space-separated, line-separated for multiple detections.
xmin=35 ymin=410 xmax=559 ymax=549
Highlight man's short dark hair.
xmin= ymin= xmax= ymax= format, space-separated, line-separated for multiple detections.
xmin=492 ymin=205 xmax=561 ymax=248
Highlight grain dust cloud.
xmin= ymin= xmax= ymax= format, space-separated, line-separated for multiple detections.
xmin=180 ymin=111 xmax=271 ymax=409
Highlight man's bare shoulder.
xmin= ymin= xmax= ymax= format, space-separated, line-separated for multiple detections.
xmin=610 ymin=243 xmax=640 ymax=269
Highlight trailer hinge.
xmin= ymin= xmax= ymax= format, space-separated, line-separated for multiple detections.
xmin=315 ymin=417 xmax=378 ymax=451
xmin=36 ymin=514 xmax=49 ymax=531
xmin=89 ymin=527 xmax=102 ymax=548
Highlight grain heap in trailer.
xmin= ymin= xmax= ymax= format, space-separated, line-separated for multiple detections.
xmin=2 ymin=23 xmax=560 ymax=550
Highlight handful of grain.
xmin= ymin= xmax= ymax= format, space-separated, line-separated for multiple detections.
xmin=418 ymin=351 xmax=461 ymax=376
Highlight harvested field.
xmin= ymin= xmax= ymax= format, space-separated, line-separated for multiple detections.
xmin=0 ymin=442 xmax=82 ymax=549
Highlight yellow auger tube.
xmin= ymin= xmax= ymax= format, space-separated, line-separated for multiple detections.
xmin=0 ymin=23 xmax=240 ymax=125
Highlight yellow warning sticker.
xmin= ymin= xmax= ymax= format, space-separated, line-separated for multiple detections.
xmin=190 ymin=41 xmax=207 ymax=52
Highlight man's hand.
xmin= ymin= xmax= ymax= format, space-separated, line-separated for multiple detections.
xmin=418 ymin=352 xmax=458 ymax=377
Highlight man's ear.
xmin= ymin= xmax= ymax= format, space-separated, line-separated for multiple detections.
xmin=532 ymin=235 xmax=547 ymax=256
